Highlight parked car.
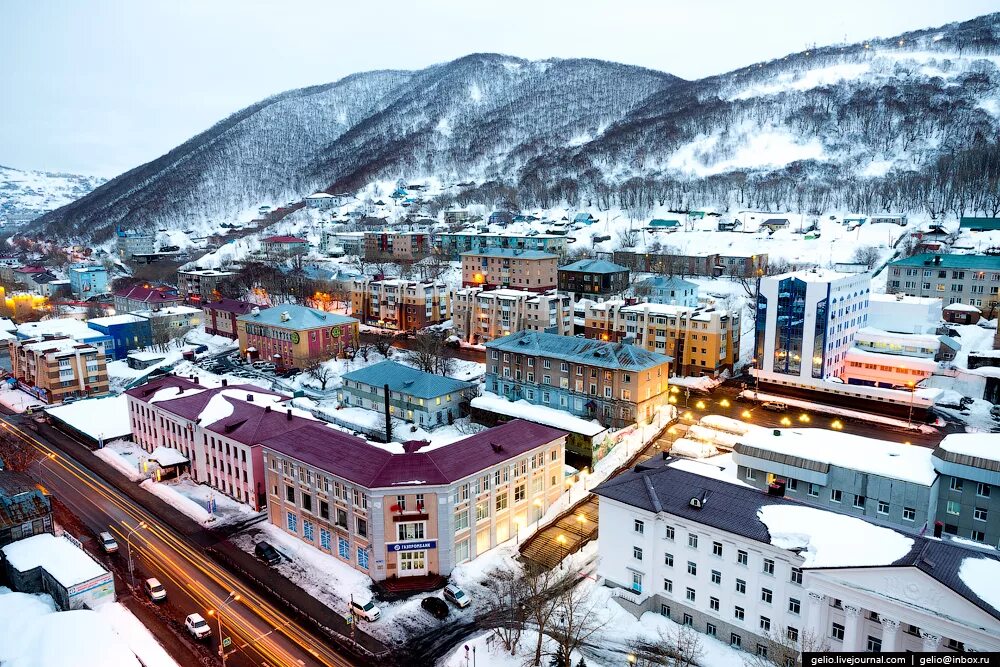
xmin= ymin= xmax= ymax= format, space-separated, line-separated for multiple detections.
xmin=185 ymin=613 xmax=212 ymax=640
xmin=761 ymin=401 xmax=787 ymax=412
xmin=99 ymin=531 xmax=118 ymax=553
xmin=277 ymin=367 xmax=301 ymax=378
xmin=350 ymin=598 xmax=381 ymax=622
xmin=144 ymin=578 xmax=167 ymax=602
xmin=251 ymin=361 xmax=276 ymax=371
xmin=254 ymin=541 xmax=282 ymax=565
xmin=420 ymin=596 xmax=449 ymax=619
xmin=443 ymin=584 xmax=471 ymax=608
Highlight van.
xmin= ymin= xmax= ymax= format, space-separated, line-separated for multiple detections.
xmin=100 ymin=531 xmax=119 ymax=553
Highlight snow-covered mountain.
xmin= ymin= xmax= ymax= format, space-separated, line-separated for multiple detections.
xmin=30 ymin=13 xmax=1000 ymax=242
xmin=0 ymin=165 xmax=105 ymax=224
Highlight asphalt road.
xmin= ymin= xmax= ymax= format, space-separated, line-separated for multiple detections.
xmin=0 ymin=412 xmax=360 ymax=667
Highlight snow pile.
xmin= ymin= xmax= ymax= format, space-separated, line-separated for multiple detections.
xmin=95 ymin=441 xmax=146 ymax=482
xmin=758 ymin=505 xmax=914 ymax=568
xmin=667 ymin=452 xmax=751 ymax=487
xmin=140 ymin=477 xmax=255 ymax=526
xmin=46 ymin=395 xmax=132 ymax=441
xmin=0 ymin=385 xmax=45 ymax=413
xmin=668 ymin=375 xmax=724 ymax=392
xmin=957 ymin=558 xmax=1000 ymax=614
xmin=472 ymin=391 xmax=607 ymax=437
xmin=669 ymin=437 xmax=719 ymax=459
xmin=140 ymin=479 xmax=211 ymax=523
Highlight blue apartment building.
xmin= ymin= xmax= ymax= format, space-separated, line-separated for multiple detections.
xmin=68 ymin=264 xmax=109 ymax=299
xmin=86 ymin=315 xmax=154 ymax=360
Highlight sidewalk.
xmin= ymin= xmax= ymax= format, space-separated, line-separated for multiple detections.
xmin=28 ymin=415 xmax=391 ymax=660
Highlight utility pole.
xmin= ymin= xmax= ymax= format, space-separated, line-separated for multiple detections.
xmin=383 ymin=383 xmax=392 ymax=442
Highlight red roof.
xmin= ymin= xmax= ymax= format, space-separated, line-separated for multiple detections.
xmin=114 ymin=284 xmax=182 ymax=303
xmin=262 ymin=235 xmax=308 ymax=244
xmin=14 ymin=266 xmax=47 ymax=274
xmin=262 ymin=420 xmax=566 ymax=489
xmin=202 ymin=298 xmax=255 ymax=315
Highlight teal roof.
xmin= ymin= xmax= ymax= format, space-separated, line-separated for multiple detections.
xmin=461 ymin=248 xmax=558 ymax=259
xmin=486 ymin=330 xmax=672 ymax=371
xmin=639 ymin=276 xmax=697 ymax=290
xmin=341 ymin=360 xmax=475 ymax=399
xmin=236 ymin=304 xmax=357 ymax=329
xmin=890 ymin=253 xmax=1000 ymax=270
xmin=560 ymin=259 xmax=629 ymax=274
xmin=649 ymin=218 xmax=681 ymax=227
xmin=960 ymin=217 xmax=1000 ymax=230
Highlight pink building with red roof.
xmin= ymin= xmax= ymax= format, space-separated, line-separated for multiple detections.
xmin=262 ymin=419 xmax=567 ymax=582
xmin=261 ymin=235 xmax=309 ymax=257
xmin=113 ymin=284 xmax=183 ymax=314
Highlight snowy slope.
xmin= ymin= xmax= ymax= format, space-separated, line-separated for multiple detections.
xmin=0 ymin=165 xmax=104 ymax=222
xmin=29 ymin=13 xmax=1000 ymax=241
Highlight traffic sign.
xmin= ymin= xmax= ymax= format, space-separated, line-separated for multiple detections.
xmin=345 ymin=615 xmax=353 ymax=625
xmin=222 ymin=637 xmax=232 ymax=648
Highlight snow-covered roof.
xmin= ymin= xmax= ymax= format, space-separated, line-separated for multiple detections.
xmin=843 ymin=347 xmax=940 ymax=372
xmin=869 ymin=293 xmax=942 ymax=306
xmin=944 ymin=302 xmax=981 ymax=312
xmin=87 ymin=315 xmax=146 ymax=327
xmin=854 ymin=326 xmax=941 ymax=347
xmin=134 ymin=305 xmax=202 ymax=317
xmin=45 ymin=395 xmax=132 ymax=441
xmin=768 ymin=268 xmax=856 ymax=283
xmin=1 ymin=534 xmax=107 ymax=589
xmin=17 ymin=318 xmax=102 ymax=340
xmin=937 ymin=433 xmax=1000 ymax=464
xmin=735 ymin=427 xmax=937 ymax=485
xmin=471 ymin=391 xmax=607 ymax=437
xmin=149 ymin=446 xmax=188 ymax=466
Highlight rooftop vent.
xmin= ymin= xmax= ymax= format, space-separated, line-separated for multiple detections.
xmin=280 ymin=311 xmax=290 ymax=322
xmin=490 ymin=442 xmax=503 ymax=453
xmin=221 ymin=379 xmax=228 ymax=387
xmin=251 ymin=307 xmax=260 ymax=316
xmin=247 ymin=394 xmax=253 ymax=402
xmin=265 ymin=405 xmax=271 ymax=413
xmin=287 ymin=408 xmax=293 ymax=421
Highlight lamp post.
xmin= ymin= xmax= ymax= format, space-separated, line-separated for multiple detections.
xmin=124 ymin=521 xmax=147 ymax=588
xmin=556 ymin=533 xmax=568 ymax=569
xmin=209 ymin=591 xmax=242 ymax=667
xmin=906 ymin=381 xmax=916 ymax=429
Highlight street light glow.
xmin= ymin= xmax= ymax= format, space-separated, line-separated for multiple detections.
xmin=695 ymin=400 xmax=706 ymax=410
xmin=780 ymin=417 xmax=792 ymax=426
xmin=719 ymin=399 xmax=730 ymax=408
xmin=741 ymin=410 xmax=752 ymax=420
xmin=798 ymin=413 xmax=810 ymax=423
xmin=831 ymin=420 xmax=843 ymax=430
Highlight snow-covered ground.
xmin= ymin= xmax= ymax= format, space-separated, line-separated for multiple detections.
xmin=0 ymin=384 xmax=44 ymax=413
xmin=0 ymin=587 xmax=177 ymax=667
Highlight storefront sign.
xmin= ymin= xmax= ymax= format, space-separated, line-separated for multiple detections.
xmin=386 ymin=540 xmax=436 ymax=552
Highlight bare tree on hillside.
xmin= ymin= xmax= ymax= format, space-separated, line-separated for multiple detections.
xmin=548 ymin=583 xmax=603 ymax=667
xmin=306 ymin=362 xmax=335 ymax=390
xmin=481 ymin=568 xmax=527 ymax=654
xmin=373 ymin=334 xmax=394 ymax=359
xmin=852 ymin=245 xmax=881 ymax=269
xmin=408 ymin=331 xmax=454 ymax=376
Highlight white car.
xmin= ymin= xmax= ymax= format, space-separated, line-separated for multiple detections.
xmin=350 ymin=598 xmax=381 ymax=622
xmin=144 ymin=578 xmax=166 ymax=602
xmin=99 ymin=531 xmax=118 ymax=553
xmin=185 ymin=613 xmax=212 ymax=640
xmin=443 ymin=584 xmax=471 ymax=608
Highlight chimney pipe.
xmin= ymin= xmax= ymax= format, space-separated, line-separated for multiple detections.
xmin=265 ymin=405 xmax=271 ymax=413
xmin=221 ymin=378 xmax=227 ymax=387
xmin=384 ymin=383 xmax=393 ymax=443
xmin=287 ymin=408 xmax=292 ymax=421
xmin=247 ymin=394 xmax=253 ymax=402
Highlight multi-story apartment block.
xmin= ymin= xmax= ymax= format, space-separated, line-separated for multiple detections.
xmin=339 ymin=360 xmax=477 ymax=429
xmin=67 ymin=264 xmax=108 ymax=298
xmin=585 ymin=301 xmax=740 ymax=377
xmin=16 ymin=318 xmax=114 ymax=361
xmin=363 ymin=231 xmax=432 ymax=262
xmin=932 ymin=434 xmax=1000 ymax=548
xmin=613 ymin=251 xmax=768 ymax=278
xmin=461 ymin=248 xmax=558 ymax=292
xmin=350 ymin=278 xmax=450 ymax=331
xmin=320 ymin=231 xmax=364 ymax=256
xmin=237 ymin=305 xmax=359 ymax=367
xmin=261 ymin=235 xmax=310 ymax=257
xmin=887 ymin=253 xmax=1000 ymax=313
xmin=115 ymin=228 xmax=155 ymax=260
xmin=176 ymin=268 xmax=236 ymax=303
xmin=595 ymin=460 xmax=1000 ymax=655
xmin=9 ymin=336 xmax=109 ymax=403
xmin=262 ymin=419 xmax=566 ymax=581
xmin=636 ymin=276 xmax=699 ymax=307
xmin=557 ymin=259 xmax=630 ymax=297
xmin=126 ymin=375 xmax=309 ymax=509
xmin=202 ymin=299 xmax=255 ymax=339
xmin=754 ymin=269 xmax=870 ymax=384
xmin=485 ymin=330 xmax=672 ymax=429
xmin=113 ymin=284 xmax=183 ymax=314
xmin=451 ymin=288 xmax=572 ymax=344
xmin=434 ymin=232 xmax=566 ymax=260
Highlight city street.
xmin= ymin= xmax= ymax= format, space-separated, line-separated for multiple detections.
xmin=0 ymin=410 xmax=368 ymax=667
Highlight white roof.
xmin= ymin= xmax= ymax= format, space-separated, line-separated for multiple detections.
xmin=844 ymin=347 xmax=940 ymax=371
xmin=944 ymin=302 xmax=980 ymax=312
xmin=127 ymin=351 xmax=166 ymax=362
xmin=306 ymin=192 xmax=334 ymax=198
xmin=739 ymin=427 xmax=937 ymax=485
xmin=134 ymin=306 xmax=202 ymax=317
xmin=179 ymin=269 xmax=234 ymax=277
xmin=1 ymin=534 xmax=107 ymax=589
xmin=854 ymin=326 xmax=940 ymax=347
xmin=938 ymin=433 xmax=1000 ymax=463
xmin=0 ymin=318 xmax=16 ymax=333
xmin=149 ymin=446 xmax=188 ymax=466
xmin=46 ymin=395 xmax=132 ymax=440
xmin=20 ymin=338 xmax=97 ymax=356
xmin=88 ymin=315 xmax=145 ymax=327
xmin=769 ymin=268 xmax=857 ymax=283
xmin=870 ymin=293 xmax=942 ymax=306
xmin=17 ymin=318 xmax=98 ymax=340
xmin=471 ymin=391 xmax=607 ymax=437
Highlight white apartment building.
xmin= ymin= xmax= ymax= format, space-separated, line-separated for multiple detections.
xmin=450 ymin=287 xmax=572 ymax=344
xmin=595 ymin=460 xmax=1000 ymax=658
xmin=754 ymin=269 xmax=871 ymax=385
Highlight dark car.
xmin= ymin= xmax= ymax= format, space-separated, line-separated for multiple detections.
xmin=277 ymin=367 xmax=301 ymax=378
xmin=254 ymin=541 xmax=282 ymax=565
xmin=420 ymin=596 xmax=449 ymax=620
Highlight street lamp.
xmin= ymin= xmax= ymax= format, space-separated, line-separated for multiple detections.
xmin=557 ymin=533 xmax=568 ymax=569
xmin=124 ymin=521 xmax=148 ymax=588
xmin=719 ymin=399 xmax=730 ymax=408
xmin=695 ymin=400 xmax=706 ymax=410
xmin=780 ymin=417 xmax=792 ymax=427
xmin=741 ymin=410 xmax=752 ymax=420
xmin=209 ymin=591 xmax=242 ymax=667
xmin=906 ymin=381 xmax=916 ymax=429
xmin=798 ymin=413 xmax=810 ymax=423
xmin=830 ymin=420 xmax=843 ymax=430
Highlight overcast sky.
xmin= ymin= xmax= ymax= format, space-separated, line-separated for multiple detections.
xmin=2 ymin=0 xmax=996 ymax=177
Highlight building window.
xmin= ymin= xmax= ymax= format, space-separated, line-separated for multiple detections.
xmin=709 ymin=596 xmax=720 ymax=611
xmin=736 ymin=579 xmax=746 ymax=594
xmin=950 ymin=478 xmax=963 ymax=492
xmin=866 ymin=636 xmax=882 ymax=653
xmin=706 ymin=623 xmax=717 ymax=637
xmin=631 ymin=571 xmax=643 ymax=593
xmin=337 ymin=537 xmax=349 ymax=559
xmin=853 ymin=495 xmax=865 ymax=509
xmin=286 ymin=512 xmax=298 ymax=533
xmin=831 ymin=623 xmax=845 ymax=641
xmin=763 ymin=559 xmax=774 ymax=575
xmin=634 ymin=519 xmax=645 ymax=534
xmin=496 ymin=494 xmax=508 ymax=512
xmin=903 ymin=507 xmax=916 ymax=521
xmin=731 ymin=633 xmax=742 ymax=648
xmin=476 ymin=500 xmax=489 ymax=521
xmin=320 ymin=528 xmax=331 ymax=550
xmin=788 ymin=597 xmax=800 ymax=614
xmin=978 ymin=482 xmax=991 ymax=498
xmin=787 ymin=626 xmax=799 ymax=643
xmin=972 ymin=530 xmax=986 ymax=542
xmin=688 ymin=533 xmax=698 ymax=549
xmin=711 ymin=570 xmax=721 ymax=585
xmin=633 ymin=546 xmax=643 ymax=561
xmin=685 ymin=561 xmax=697 ymax=576
xmin=790 ymin=568 xmax=802 ymax=585
xmin=761 ymin=588 xmax=772 ymax=604
xmin=737 ymin=550 xmax=748 ymax=566
xmin=663 ymin=578 xmax=673 ymax=593
xmin=759 ymin=617 xmax=771 ymax=633
xmin=303 ymin=520 xmax=315 ymax=542
xmin=877 ymin=501 xmax=889 ymax=514
xmin=830 ymin=489 xmax=842 ymax=503
xmin=685 ymin=587 xmax=695 ymax=602
xmin=357 ymin=547 xmax=369 ymax=569
xmin=661 ymin=604 xmax=671 ymax=618
xmin=397 ymin=522 xmax=425 ymax=541
xmin=356 ymin=517 xmax=368 ymax=538
xmin=756 ymin=644 xmax=768 ymax=658
xmin=682 ymin=613 xmax=693 ymax=626
xmin=664 ymin=553 xmax=674 ymax=567
xmin=665 ymin=525 xmax=675 ymax=540
xmin=734 ymin=606 xmax=745 ymax=621
xmin=946 ymin=500 xmax=961 ymax=515
xmin=807 ymin=483 xmax=819 ymax=497
xmin=745 ymin=468 xmax=755 ymax=481
xmin=712 ymin=541 xmax=723 ymax=557
xmin=286 ymin=485 xmax=295 ymax=503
